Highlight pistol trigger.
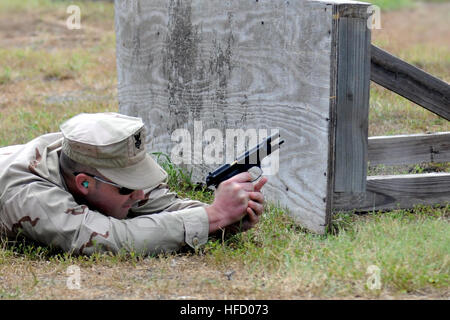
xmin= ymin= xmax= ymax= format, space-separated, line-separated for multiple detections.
xmin=248 ymin=166 xmax=263 ymax=183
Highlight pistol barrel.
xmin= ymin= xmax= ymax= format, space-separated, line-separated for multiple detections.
xmin=205 ymin=132 xmax=284 ymax=187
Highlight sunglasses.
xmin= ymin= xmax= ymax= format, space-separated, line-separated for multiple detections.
xmin=73 ymin=172 xmax=135 ymax=195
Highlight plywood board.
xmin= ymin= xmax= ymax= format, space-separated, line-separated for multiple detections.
xmin=115 ymin=0 xmax=370 ymax=233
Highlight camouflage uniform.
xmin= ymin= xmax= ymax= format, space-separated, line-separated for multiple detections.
xmin=0 ymin=113 xmax=209 ymax=255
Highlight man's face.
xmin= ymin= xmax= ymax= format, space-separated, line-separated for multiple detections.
xmin=84 ymin=178 xmax=146 ymax=219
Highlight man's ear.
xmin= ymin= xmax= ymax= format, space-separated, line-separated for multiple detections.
xmin=74 ymin=174 xmax=93 ymax=196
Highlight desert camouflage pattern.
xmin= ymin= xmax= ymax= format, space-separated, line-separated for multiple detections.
xmin=0 ymin=133 xmax=209 ymax=255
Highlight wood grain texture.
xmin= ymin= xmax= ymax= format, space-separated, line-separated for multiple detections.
xmin=371 ymin=45 xmax=450 ymax=121
xmin=368 ymin=132 xmax=450 ymax=165
xmin=333 ymin=173 xmax=450 ymax=211
xmin=115 ymin=0 xmax=371 ymax=233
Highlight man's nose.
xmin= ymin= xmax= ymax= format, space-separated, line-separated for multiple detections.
xmin=130 ymin=189 xmax=145 ymax=200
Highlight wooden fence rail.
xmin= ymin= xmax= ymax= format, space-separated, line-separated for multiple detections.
xmin=334 ymin=46 xmax=450 ymax=214
xmin=333 ymin=173 xmax=450 ymax=212
xmin=368 ymin=132 xmax=450 ymax=166
xmin=371 ymin=45 xmax=450 ymax=121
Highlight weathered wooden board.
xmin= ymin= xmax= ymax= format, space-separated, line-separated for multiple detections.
xmin=333 ymin=173 xmax=450 ymax=211
xmin=333 ymin=4 xmax=371 ymax=193
xmin=368 ymin=132 xmax=450 ymax=166
xmin=371 ymin=45 xmax=450 ymax=121
xmin=115 ymin=0 xmax=371 ymax=234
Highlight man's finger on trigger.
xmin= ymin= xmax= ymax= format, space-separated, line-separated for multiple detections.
xmin=254 ymin=176 xmax=268 ymax=192
xmin=230 ymin=171 xmax=253 ymax=183
xmin=240 ymin=182 xmax=255 ymax=192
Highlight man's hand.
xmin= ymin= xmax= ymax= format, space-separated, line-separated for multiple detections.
xmin=205 ymin=172 xmax=267 ymax=233
xmin=240 ymin=175 xmax=267 ymax=230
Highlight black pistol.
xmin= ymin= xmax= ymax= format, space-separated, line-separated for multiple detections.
xmin=205 ymin=132 xmax=284 ymax=188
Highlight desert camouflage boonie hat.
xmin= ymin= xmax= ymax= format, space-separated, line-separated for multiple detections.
xmin=60 ymin=112 xmax=167 ymax=190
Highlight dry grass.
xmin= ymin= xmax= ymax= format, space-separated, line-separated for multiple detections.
xmin=369 ymin=1 xmax=450 ymax=136
xmin=0 ymin=1 xmax=449 ymax=300
xmin=1 ymin=205 xmax=448 ymax=300
xmin=0 ymin=1 xmax=118 ymax=146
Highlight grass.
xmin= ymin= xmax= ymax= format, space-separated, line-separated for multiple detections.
xmin=0 ymin=0 xmax=114 ymax=20
xmin=368 ymin=162 xmax=450 ymax=175
xmin=152 ymin=152 xmax=215 ymax=203
xmin=368 ymin=0 xmax=450 ymax=174
xmin=0 ymin=0 xmax=449 ymax=299
xmin=0 ymin=0 xmax=117 ymax=146
xmin=369 ymin=83 xmax=450 ymax=136
xmin=369 ymin=0 xmax=416 ymax=11
xmin=1 ymin=198 xmax=448 ymax=299
xmin=369 ymin=0 xmax=450 ymax=11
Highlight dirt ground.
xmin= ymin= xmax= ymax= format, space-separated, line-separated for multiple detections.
xmin=0 ymin=2 xmax=449 ymax=300
xmin=0 ymin=5 xmax=112 ymax=49
xmin=371 ymin=2 xmax=450 ymax=55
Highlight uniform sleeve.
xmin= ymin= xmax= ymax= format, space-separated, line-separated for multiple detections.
xmin=128 ymin=183 xmax=210 ymax=249
xmin=0 ymin=181 xmax=209 ymax=255
xmin=129 ymin=183 xmax=208 ymax=215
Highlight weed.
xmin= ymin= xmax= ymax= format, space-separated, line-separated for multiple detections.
xmin=0 ymin=67 xmax=12 ymax=85
xmin=152 ymin=152 xmax=195 ymax=191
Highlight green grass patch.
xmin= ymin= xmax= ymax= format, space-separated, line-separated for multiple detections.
xmin=0 ymin=48 xmax=92 ymax=82
xmin=368 ymin=0 xmax=450 ymax=11
xmin=368 ymin=0 xmax=416 ymax=11
xmin=0 ymin=67 xmax=13 ymax=85
xmin=205 ymin=205 xmax=449 ymax=296
xmin=369 ymin=81 xmax=450 ymax=136
xmin=0 ymin=0 xmax=57 ymax=13
xmin=0 ymin=100 xmax=118 ymax=146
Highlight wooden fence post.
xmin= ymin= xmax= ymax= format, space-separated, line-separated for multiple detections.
xmin=332 ymin=2 xmax=371 ymax=194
